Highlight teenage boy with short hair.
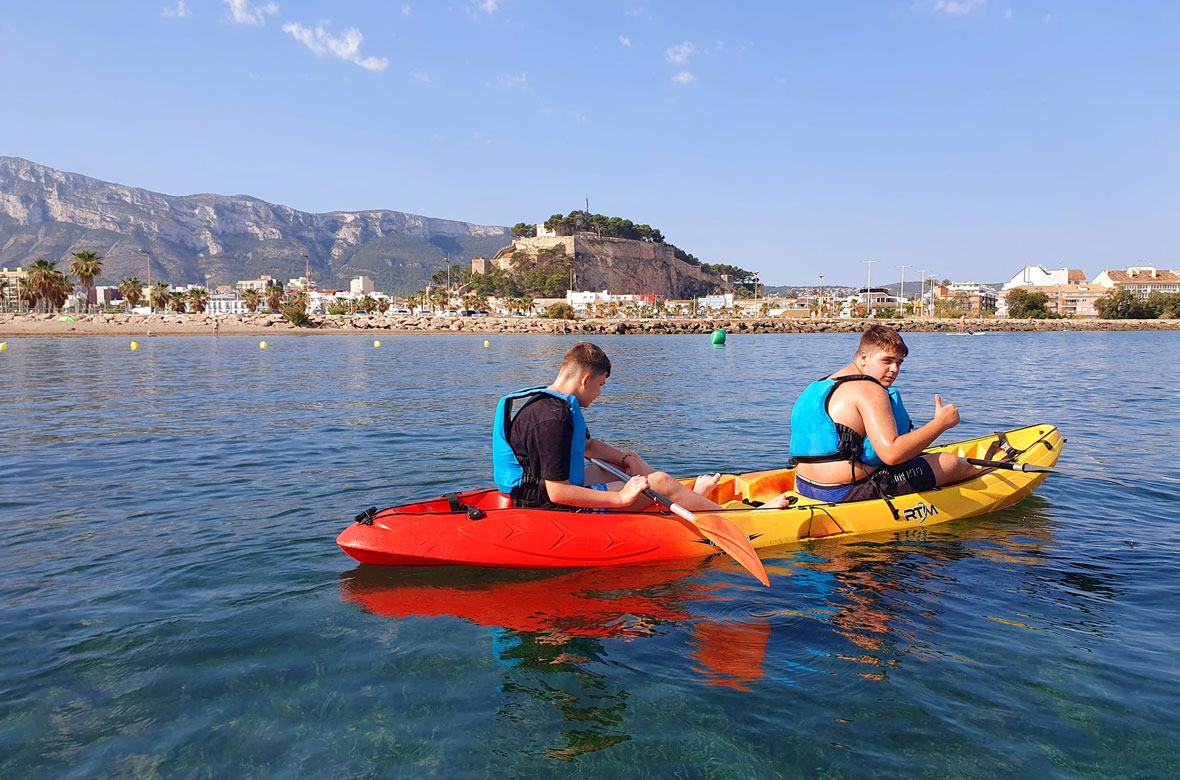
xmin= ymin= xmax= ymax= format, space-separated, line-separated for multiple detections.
xmin=493 ymin=342 xmax=722 ymax=511
xmin=788 ymin=325 xmax=977 ymax=503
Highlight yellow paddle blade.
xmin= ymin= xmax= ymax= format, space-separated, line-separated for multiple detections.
xmin=690 ymin=513 xmax=770 ymax=587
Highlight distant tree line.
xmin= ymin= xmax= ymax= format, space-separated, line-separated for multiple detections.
xmin=513 ymin=210 xmax=667 ymax=243
xmin=1096 ymin=288 xmax=1180 ymax=319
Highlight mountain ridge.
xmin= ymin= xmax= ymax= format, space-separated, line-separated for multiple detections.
xmin=0 ymin=156 xmax=511 ymax=294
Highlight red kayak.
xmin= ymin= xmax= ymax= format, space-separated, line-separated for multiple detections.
xmin=337 ymin=488 xmax=716 ymax=568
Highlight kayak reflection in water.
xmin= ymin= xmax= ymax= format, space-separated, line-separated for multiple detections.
xmin=784 ymin=325 xmax=980 ymax=504
xmin=339 ymin=562 xmax=773 ymax=757
xmin=493 ymin=341 xmax=726 ymax=512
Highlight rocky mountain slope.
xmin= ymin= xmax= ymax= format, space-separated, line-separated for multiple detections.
xmin=0 ymin=156 xmax=510 ymax=294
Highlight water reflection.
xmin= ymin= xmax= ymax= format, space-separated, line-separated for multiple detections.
xmin=341 ymin=563 xmax=714 ymax=759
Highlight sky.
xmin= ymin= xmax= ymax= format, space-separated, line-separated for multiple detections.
xmin=1 ymin=1 xmax=1178 ymax=286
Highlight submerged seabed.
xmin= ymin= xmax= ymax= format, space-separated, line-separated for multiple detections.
xmin=2 ymin=332 xmax=1178 ymax=778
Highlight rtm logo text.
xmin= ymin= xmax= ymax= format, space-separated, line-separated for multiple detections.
xmin=901 ymin=502 xmax=940 ymax=523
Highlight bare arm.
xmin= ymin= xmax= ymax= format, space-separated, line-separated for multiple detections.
xmin=858 ymin=390 xmax=960 ymax=466
xmin=584 ymin=437 xmax=651 ymax=475
xmin=545 ymin=476 xmax=649 ymax=508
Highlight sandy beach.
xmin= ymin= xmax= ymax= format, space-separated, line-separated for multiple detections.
xmin=3 ymin=312 xmax=1179 ymax=338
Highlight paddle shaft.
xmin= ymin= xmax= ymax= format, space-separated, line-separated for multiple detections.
xmin=965 ymin=457 xmax=1057 ymax=474
xmin=589 ymin=457 xmax=695 ymax=522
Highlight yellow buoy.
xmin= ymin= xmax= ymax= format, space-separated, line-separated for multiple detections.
xmin=0 ymin=342 xmax=7 ymax=351
xmin=130 ymin=341 xmax=139 ymax=351
xmin=373 ymin=340 xmax=382 ymax=348
xmin=259 ymin=341 xmax=268 ymax=349
xmin=483 ymin=340 xmax=490 ymax=348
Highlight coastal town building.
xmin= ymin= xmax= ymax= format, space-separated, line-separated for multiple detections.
xmin=350 ymin=276 xmax=374 ymax=295
xmin=236 ymin=275 xmax=276 ymax=295
xmin=842 ymin=288 xmax=901 ymax=317
xmin=998 ymin=283 xmax=1106 ymax=318
xmin=698 ymin=293 xmax=736 ymax=311
xmin=1091 ymin=266 xmax=1180 ymax=298
xmin=0 ymin=267 xmax=27 ymax=310
xmin=1002 ymin=266 xmax=1086 ymax=292
xmin=927 ymin=283 xmax=997 ymax=316
xmin=207 ymin=294 xmax=248 ymax=315
xmin=91 ymin=285 xmax=119 ymax=308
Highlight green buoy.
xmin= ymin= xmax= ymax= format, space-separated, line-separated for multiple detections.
xmin=710 ymin=328 xmax=727 ymax=345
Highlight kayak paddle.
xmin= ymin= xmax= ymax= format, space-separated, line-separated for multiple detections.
xmin=589 ymin=457 xmax=770 ymax=587
xmin=965 ymin=457 xmax=1060 ymax=473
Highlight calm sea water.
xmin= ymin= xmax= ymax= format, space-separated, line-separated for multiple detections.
xmin=2 ymin=331 xmax=1178 ymax=778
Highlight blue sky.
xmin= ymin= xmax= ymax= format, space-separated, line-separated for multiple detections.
xmin=1 ymin=1 xmax=1177 ymax=285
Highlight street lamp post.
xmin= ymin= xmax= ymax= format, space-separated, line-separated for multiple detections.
xmin=895 ymin=264 xmax=911 ymax=318
xmin=139 ymin=248 xmax=151 ymax=313
xmin=863 ymin=260 xmax=877 ymax=317
xmin=818 ymin=274 xmax=825 ymax=318
xmin=919 ymin=269 xmax=931 ymax=319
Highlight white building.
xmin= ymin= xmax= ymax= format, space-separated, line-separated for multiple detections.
xmin=350 ymin=276 xmax=374 ymax=295
xmin=698 ymin=293 xmax=735 ymax=311
xmin=1002 ymin=266 xmax=1087 ymax=292
xmin=565 ymin=289 xmax=646 ymax=312
xmin=207 ymin=295 xmax=248 ymax=315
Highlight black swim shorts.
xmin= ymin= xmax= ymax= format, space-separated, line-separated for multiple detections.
xmin=843 ymin=456 xmax=937 ymax=503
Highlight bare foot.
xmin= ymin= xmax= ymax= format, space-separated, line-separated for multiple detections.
xmin=758 ymin=493 xmax=795 ymax=509
xmin=693 ymin=473 xmax=721 ymax=496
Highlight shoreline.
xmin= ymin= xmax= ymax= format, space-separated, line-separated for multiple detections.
xmin=2 ymin=311 xmax=1179 ymax=338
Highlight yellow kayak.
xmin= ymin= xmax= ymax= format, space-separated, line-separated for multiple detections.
xmin=709 ymin=423 xmax=1063 ymax=547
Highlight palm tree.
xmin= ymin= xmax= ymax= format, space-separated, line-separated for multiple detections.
xmin=149 ymin=282 xmax=171 ymax=312
xmin=119 ymin=277 xmax=142 ymax=311
xmin=241 ymin=288 xmax=262 ymax=313
xmin=169 ymin=291 xmax=187 ymax=313
xmin=187 ymin=287 xmax=209 ymax=313
xmin=45 ymin=271 xmax=73 ymax=311
xmin=27 ymin=259 xmax=58 ymax=311
xmin=356 ymin=295 xmax=377 ymax=313
xmin=69 ymin=250 xmax=103 ymax=313
xmin=375 ymin=297 xmax=391 ymax=314
xmin=429 ymin=287 xmax=450 ymax=314
xmin=264 ymin=285 xmax=284 ymax=312
xmin=408 ymin=291 xmax=425 ymax=313
xmin=17 ymin=277 xmax=39 ymax=312
xmin=0 ymin=278 xmax=7 ymax=313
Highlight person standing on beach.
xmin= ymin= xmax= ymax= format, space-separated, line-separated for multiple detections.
xmin=787 ymin=325 xmax=977 ymax=503
xmin=213 ymin=319 xmax=220 ymax=338
xmin=492 ymin=342 xmax=722 ymax=511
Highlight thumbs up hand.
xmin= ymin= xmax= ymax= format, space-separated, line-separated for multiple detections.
xmin=934 ymin=394 xmax=960 ymax=430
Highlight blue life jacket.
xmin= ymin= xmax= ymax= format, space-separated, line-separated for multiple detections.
xmin=789 ymin=375 xmax=913 ymax=468
xmin=492 ymin=386 xmax=586 ymax=494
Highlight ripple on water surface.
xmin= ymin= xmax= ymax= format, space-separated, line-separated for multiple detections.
xmin=2 ymin=332 xmax=1179 ymax=777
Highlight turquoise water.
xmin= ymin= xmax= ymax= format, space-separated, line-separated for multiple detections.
xmin=2 ymin=332 xmax=1178 ymax=778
